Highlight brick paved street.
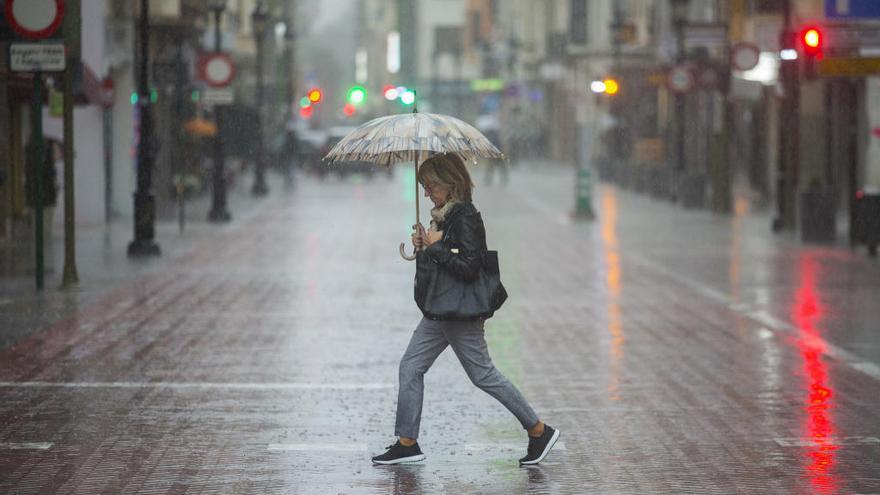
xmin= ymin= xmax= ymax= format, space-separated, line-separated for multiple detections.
xmin=1 ymin=164 xmax=879 ymax=494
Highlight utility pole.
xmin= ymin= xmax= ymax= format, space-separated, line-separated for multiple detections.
xmin=251 ymin=2 xmax=269 ymax=197
xmin=61 ymin=0 xmax=80 ymax=286
xmin=172 ymin=33 xmax=187 ymax=232
xmin=282 ymin=0 xmax=296 ymax=188
xmin=288 ymin=2 xmax=297 ymax=115
xmin=712 ymin=1 xmax=732 ymax=214
xmin=774 ymin=0 xmax=799 ymax=232
xmin=128 ymin=0 xmax=161 ymax=257
xmin=31 ymin=72 xmax=45 ymax=290
xmin=670 ymin=0 xmax=690 ymax=201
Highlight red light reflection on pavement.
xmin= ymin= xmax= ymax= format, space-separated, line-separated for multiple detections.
xmin=792 ymin=256 xmax=839 ymax=494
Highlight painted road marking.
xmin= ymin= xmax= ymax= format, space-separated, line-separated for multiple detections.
xmin=265 ymin=443 xmax=567 ymax=453
xmin=465 ymin=442 xmax=566 ymax=451
xmin=544 ymin=407 xmax=593 ymax=413
xmin=520 ymin=190 xmax=880 ymax=383
xmin=774 ymin=436 xmax=880 ymax=447
xmin=628 ymin=251 xmax=880 ymax=382
xmin=268 ymin=443 xmax=369 ymax=452
xmin=0 ymin=443 xmax=53 ymax=450
xmin=519 ymin=195 xmax=571 ymax=226
xmin=0 ymin=381 xmax=394 ymax=391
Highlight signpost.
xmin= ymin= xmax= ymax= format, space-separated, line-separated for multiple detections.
xmin=5 ymin=0 xmax=65 ymax=291
xmin=198 ymin=49 xmax=235 ymax=222
xmin=201 ymin=88 xmax=235 ymax=106
xmin=819 ymin=57 xmax=880 ymax=76
xmin=731 ymin=42 xmax=760 ymax=72
xmin=4 ymin=0 xmax=64 ymax=40
xmin=667 ymin=65 xmax=695 ymax=94
xmin=826 ymin=0 xmax=880 ymax=19
xmin=822 ymin=24 xmax=880 ymax=53
xmin=9 ymin=42 xmax=66 ymax=71
xmin=200 ymin=53 xmax=236 ymax=88
xmin=683 ymin=23 xmax=727 ymax=49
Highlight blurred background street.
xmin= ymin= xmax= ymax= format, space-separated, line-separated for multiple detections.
xmin=2 ymin=0 xmax=880 ymax=493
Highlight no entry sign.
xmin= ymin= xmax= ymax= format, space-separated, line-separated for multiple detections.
xmin=731 ymin=42 xmax=760 ymax=72
xmin=4 ymin=0 xmax=65 ymax=40
xmin=199 ymin=53 xmax=236 ymax=88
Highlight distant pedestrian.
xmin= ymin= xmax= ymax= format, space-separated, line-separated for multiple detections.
xmin=482 ymin=130 xmax=508 ymax=186
xmin=475 ymin=114 xmax=508 ymax=185
xmin=371 ymin=153 xmax=560 ymax=466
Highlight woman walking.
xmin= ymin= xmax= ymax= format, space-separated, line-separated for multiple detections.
xmin=371 ymin=153 xmax=559 ymax=466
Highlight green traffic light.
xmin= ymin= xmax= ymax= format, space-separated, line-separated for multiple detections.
xmin=347 ymin=86 xmax=367 ymax=105
xmin=130 ymin=92 xmax=139 ymax=105
xmin=299 ymin=96 xmax=311 ymax=108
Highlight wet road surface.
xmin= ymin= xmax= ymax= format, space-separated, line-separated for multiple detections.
xmin=1 ymin=164 xmax=879 ymax=494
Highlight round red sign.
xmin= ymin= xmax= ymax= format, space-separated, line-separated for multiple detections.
xmin=731 ymin=42 xmax=760 ymax=72
xmin=198 ymin=53 xmax=236 ymax=88
xmin=5 ymin=0 xmax=65 ymax=40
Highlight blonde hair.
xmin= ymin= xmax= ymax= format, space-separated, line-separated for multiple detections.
xmin=417 ymin=153 xmax=474 ymax=203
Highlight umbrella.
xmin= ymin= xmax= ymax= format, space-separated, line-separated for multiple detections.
xmin=324 ymin=101 xmax=504 ymax=260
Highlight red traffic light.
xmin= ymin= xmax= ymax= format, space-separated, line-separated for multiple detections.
xmin=802 ymin=27 xmax=822 ymax=55
xmin=343 ymin=103 xmax=356 ymax=116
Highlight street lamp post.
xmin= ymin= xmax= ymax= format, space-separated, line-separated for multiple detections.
xmin=670 ymin=0 xmax=689 ymax=200
xmin=128 ymin=0 xmax=161 ymax=257
xmin=207 ymin=0 xmax=232 ymax=222
xmin=280 ymin=19 xmax=296 ymax=188
xmin=251 ymin=3 xmax=270 ymax=196
xmin=773 ymin=0 xmax=799 ymax=232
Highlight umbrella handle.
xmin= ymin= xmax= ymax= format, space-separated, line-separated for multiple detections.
xmin=399 ymin=242 xmax=417 ymax=261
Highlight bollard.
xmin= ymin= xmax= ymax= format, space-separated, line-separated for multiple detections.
xmin=573 ymin=167 xmax=595 ymax=219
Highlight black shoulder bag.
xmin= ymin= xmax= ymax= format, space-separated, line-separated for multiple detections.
xmin=414 ymin=249 xmax=508 ymax=320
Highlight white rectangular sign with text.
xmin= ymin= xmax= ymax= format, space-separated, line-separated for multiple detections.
xmin=10 ymin=43 xmax=66 ymax=72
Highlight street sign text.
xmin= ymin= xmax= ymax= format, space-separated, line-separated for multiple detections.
xmin=9 ymin=42 xmax=66 ymax=72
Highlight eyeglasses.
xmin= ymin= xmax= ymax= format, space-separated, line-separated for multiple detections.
xmin=422 ymin=181 xmax=443 ymax=192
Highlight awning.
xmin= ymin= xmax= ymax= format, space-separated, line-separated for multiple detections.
xmin=74 ymin=61 xmax=113 ymax=108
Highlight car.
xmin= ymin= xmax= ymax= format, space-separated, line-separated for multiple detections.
xmin=320 ymin=126 xmax=385 ymax=179
xmin=295 ymin=126 xmax=328 ymax=177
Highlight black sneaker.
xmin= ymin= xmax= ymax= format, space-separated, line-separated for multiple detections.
xmin=519 ymin=425 xmax=560 ymax=465
xmin=371 ymin=441 xmax=426 ymax=465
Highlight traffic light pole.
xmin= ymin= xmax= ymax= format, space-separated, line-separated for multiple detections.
xmin=208 ymin=6 xmax=231 ymax=222
xmin=128 ymin=0 xmax=161 ymax=257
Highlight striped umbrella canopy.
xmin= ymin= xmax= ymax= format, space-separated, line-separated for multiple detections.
xmin=323 ymin=112 xmax=504 ymax=166
xmin=323 ymin=110 xmax=505 ymax=260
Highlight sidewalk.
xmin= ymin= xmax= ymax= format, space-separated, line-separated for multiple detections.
xmin=0 ymin=173 xmax=292 ymax=348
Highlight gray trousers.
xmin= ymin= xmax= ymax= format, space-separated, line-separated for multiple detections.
xmin=394 ymin=317 xmax=539 ymax=439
